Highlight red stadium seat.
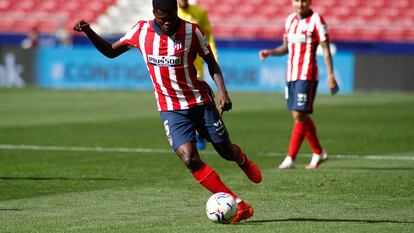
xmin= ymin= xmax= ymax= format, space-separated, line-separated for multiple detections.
xmin=198 ymin=0 xmax=414 ymax=42
xmin=0 ymin=0 xmax=412 ymax=43
xmin=405 ymin=30 xmax=414 ymax=42
xmin=329 ymin=27 xmax=357 ymax=42
xmin=237 ymin=27 xmax=261 ymax=39
xmin=12 ymin=20 xmax=37 ymax=33
xmin=355 ymin=28 xmax=381 ymax=42
xmin=258 ymin=27 xmax=284 ymax=40
xmin=379 ymin=29 xmax=406 ymax=42
xmin=0 ymin=0 xmax=116 ymax=33
xmin=0 ymin=20 xmax=14 ymax=32
xmin=212 ymin=25 xmax=237 ymax=39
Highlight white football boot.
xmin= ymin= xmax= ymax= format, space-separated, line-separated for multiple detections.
xmin=278 ymin=156 xmax=295 ymax=169
xmin=305 ymin=150 xmax=328 ymax=169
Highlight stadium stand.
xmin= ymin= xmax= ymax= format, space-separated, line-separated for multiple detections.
xmin=91 ymin=0 xmax=153 ymax=35
xmin=197 ymin=0 xmax=414 ymax=42
xmin=0 ymin=0 xmax=117 ymax=34
xmin=0 ymin=0 xmax=413 ymax=42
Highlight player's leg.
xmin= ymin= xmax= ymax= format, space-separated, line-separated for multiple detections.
xmin=279 ymin=80 xmax=313 ymax=169
xmin=304 ymin=116 xmax=328 ymax=169
xmin=304 ymin=116 xmax=322 ymax=155
xmin=198 ymin=103 xmax=262 ymax=183
xmin=175 ymin=141 xmax=239 ymax=198
xmin=298 ymin=80 xmax=328 ymax=169
xmin=160 ymin=110 xmax=240 ymax=200
xmin=208 ymin=140 xmax=257 ymax=223
xmin=212 ymin=140 xmax=262 ymax=184
xmin=196 ymin=104 xmax=259 ymax=223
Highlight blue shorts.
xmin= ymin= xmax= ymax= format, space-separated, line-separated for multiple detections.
xmin=286 ymin=80 xmax=318 ymax=113
xmin=159 ymin=104 xmax=229 ymax=151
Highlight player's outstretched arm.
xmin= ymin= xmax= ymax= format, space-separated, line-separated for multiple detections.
xmin=73 ymin=20 xmax=130 ymax=58
xmin=204 ymin=53 xmax=232 ymax=116
xmin=320 ymin=40 xmax=339 ymax=95
xmin=259 ymin=40 xmax=288 ymax=61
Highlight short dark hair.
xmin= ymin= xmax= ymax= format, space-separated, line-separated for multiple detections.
xmin=153 ymin=0 xmax=178 ymax=12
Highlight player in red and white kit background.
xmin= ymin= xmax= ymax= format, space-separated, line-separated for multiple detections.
xmin=73 ymin=0 xmax=261 ymax=223
xmin=259 ymin=0 xmax=339 ymax=169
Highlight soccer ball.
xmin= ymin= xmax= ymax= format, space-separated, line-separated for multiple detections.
xmin=205 ymin=192 xmax=238 ymax=224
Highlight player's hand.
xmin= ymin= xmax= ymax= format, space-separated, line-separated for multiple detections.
xmin=73 ymin=20 xmax=90 ymax=32
xmin=328 ymin=75 xmax=339 ymax=95
xmin=218 ymin=91 xmax=232 ymax=116
xmin=259 ymin=50 xmax=270 ymax=61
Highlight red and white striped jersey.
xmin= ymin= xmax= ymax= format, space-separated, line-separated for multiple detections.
xmin=283 ymin=10 xmax=329 ymax=82
xmin=120 ymin=19 xmax=214 ymax=111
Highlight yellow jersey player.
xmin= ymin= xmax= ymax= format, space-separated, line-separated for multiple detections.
xmin=178 ymin=0 xmax=219 ymax=150
xmin=178 ymin=0 xmax=218 ymax=79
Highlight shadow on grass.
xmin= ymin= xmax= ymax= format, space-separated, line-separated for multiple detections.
xmin=243 ymin=218 xmax=414 ymax=225
xmin=0 ymin=176 xmax=122 ymax=181
xmin=325 ymin=167 xmax=414 ymax=171
xmin=0 ymin=208 xmax=23 ymax=211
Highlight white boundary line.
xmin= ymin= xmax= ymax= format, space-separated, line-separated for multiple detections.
xmin=260 ymin=152 xmax=414 ymax=161
xmin=0 ymin=144 xmax=413 ymax=161
xmin=0 ymin=144 xmax=173 ymax=154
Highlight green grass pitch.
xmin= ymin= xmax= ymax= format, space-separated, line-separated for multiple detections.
xmin=0 ymin=88 xmax=413 ymax=232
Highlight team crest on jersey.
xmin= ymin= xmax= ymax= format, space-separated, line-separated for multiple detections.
xmin=173 ymin=39 xmax=183 ymax=50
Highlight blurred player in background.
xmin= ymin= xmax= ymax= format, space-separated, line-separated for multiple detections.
xmin=21 ymin=26 xmax=39 ymax=49
xmin=74 ymin=0 xmax=261 ymax=223
xmin=259 ymin=0 xmax=339 ymax=169
xmin=178 ymin=0 xmax=219 ymax=150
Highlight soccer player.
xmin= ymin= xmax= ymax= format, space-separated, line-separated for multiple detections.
xmin=178 ymin=0 xmax=219 ymax=150
xmin=259 ymin=0 xmax=339 ymax=169
xmin=73 ymin=0 xmax=261 ymax=223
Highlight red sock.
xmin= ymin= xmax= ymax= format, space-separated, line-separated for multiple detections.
xmin=192 ymin=163 xmax=238 ymax=199
xmin=232 ymin=144 xmax=246 ymax=165
xmin=288 ymin=121 xmax=306 ymax=160
xmin=304 ymin=117 xmax=323 ymax=155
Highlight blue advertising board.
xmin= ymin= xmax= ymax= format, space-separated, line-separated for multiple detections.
xmin=37 ymin=47 xmax=152 ymax=89
xmin=205 ymin=48 xmax=354 ymax=94
xmin=36 ymin=46 xmax=354 ymax=93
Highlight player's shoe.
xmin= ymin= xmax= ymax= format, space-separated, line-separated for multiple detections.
xmin=232 ymin=201 xmax=254 ymax=223
xmin=305 ymin=150 xmax=328 ymax=169
xmin=278 ymin=156 xmax=294 ymax=169
xmin=238 ymin=157 xmax=262 ymax=183
xmin=196 ymin=134 xmax=206 ymax=150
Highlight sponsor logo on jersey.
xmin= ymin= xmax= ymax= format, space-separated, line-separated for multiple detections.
xmin=288 ymin=33 xmax=306 ymax=43
xmin=148 ymin=55 xmax=182 ymax=67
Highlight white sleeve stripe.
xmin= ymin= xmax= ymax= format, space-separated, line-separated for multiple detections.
xmin=120 ymin=22 xmax=141 ymax=42
xmin=315 ymin=14 xmax=328 ymax=41
xmin=195 ymin=27 xmax=210 ymax=55
xmin=184 ymin=23 xmax=202 ymax=103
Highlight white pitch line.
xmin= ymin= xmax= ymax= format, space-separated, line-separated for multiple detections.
xmin=0 ymin=144 xmax=413 ymax=161
xmin=0 ymin=144 xmax=173 ymax=154
xmin=321 ymin=154 xmax=414 ymax=161
xmin=258 ymin=152 xmax=414 ymax=161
